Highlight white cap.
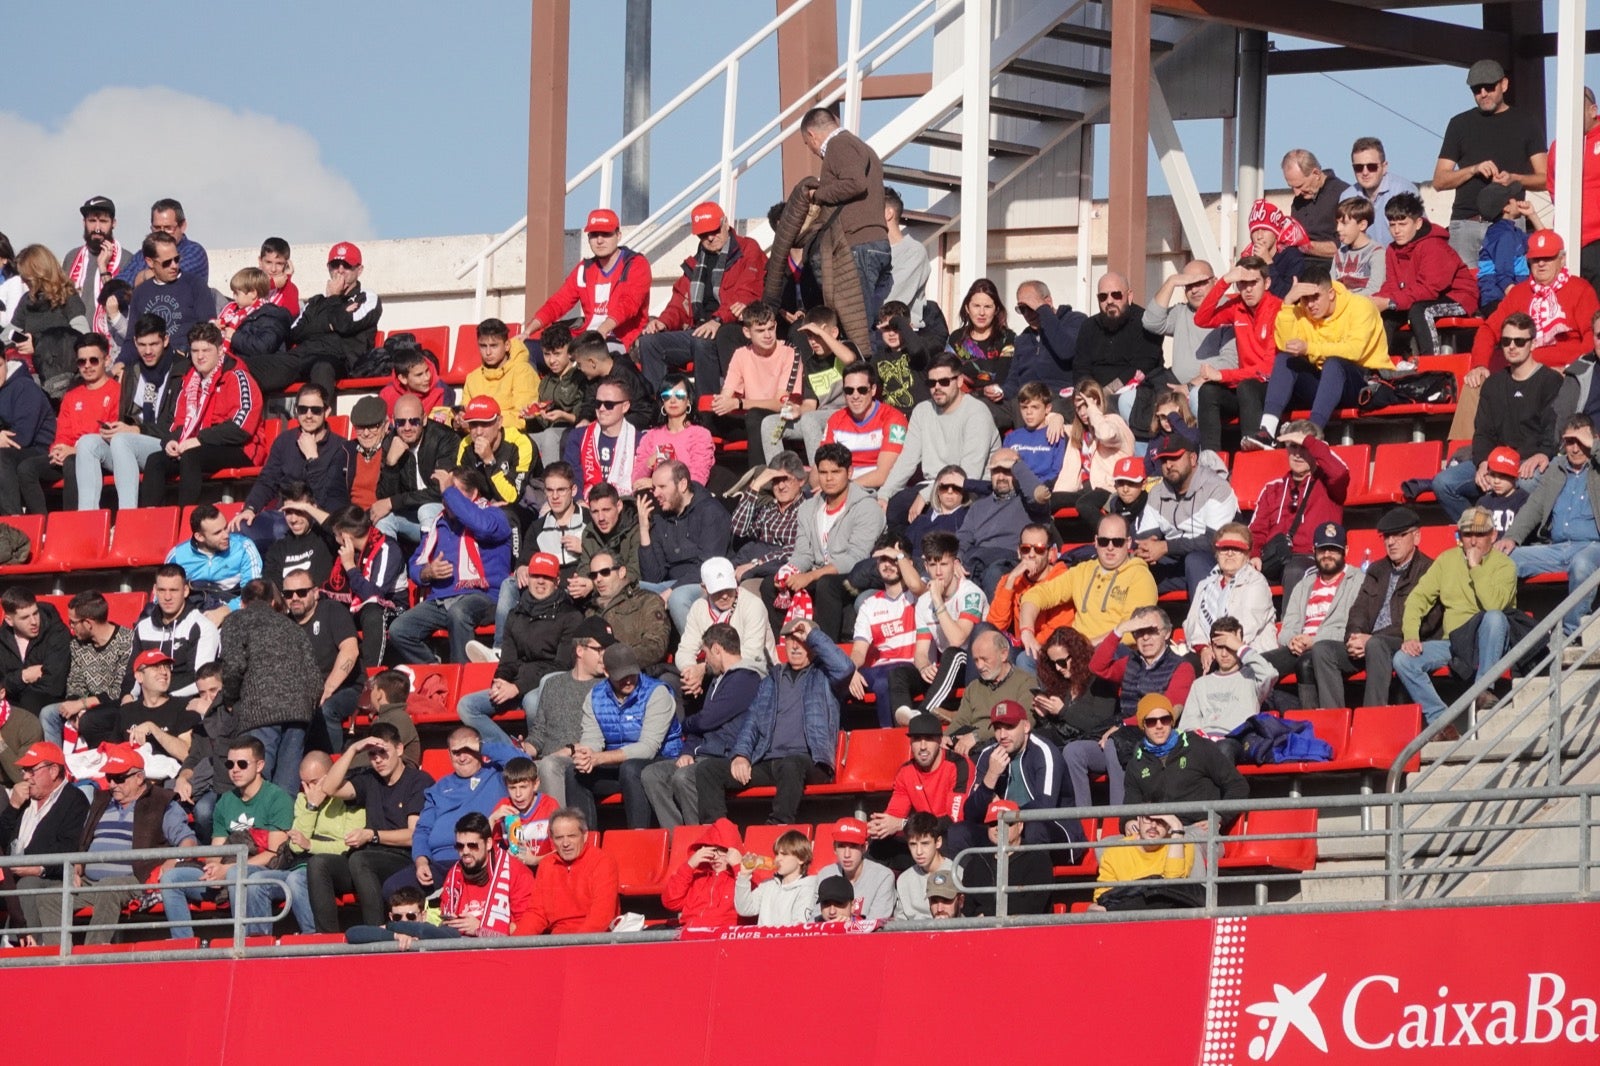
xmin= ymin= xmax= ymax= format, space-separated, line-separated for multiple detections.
xmin=701 ymin=557 xmax=737 ymax=594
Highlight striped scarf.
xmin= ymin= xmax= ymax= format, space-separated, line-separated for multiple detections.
xmin=419 ymin=510 xmax=488 ymax=590
xmin=65 ymin=241 xmax=127 ymax=334
xmin=441 ymin=845 xmax=518 ymax=937
xmin=686 ymin=250 xmax=726 ymax=325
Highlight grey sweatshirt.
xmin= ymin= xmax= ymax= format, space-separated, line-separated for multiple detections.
xmin=736 ymin=871 xmax=819 ymax=926
xmin=526 ymin=671 xmax=599 ymax=755
xmin=1142 ymin=300 xmax=1237 ymax=383
xmin=812 ymin=859 xmax=898 ymax=920
xmin=1182 ymin=647 xmax=1279 ymax=738
xmin=882 ymin=393 xmax=1002 ymax=500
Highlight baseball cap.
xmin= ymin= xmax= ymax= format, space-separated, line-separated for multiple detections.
xmin=984 ymin=798 xmax=1021 ymax=824
xmin=463 ymin=395 xmax=501 ymax=423
xmin=1112 ymin=456 xmax=1145 ymax=484
xmin=1466 ymin=58 xmax=1505 ymax=86
xmin=1136 ymin=692 xmax=1178 ymax=727
xmin=585 ymin=208 xmax=621 ymax=234
xmin=1377 ymin=507 xmax=1421 ymax=536
xmin=526 ymin=552 xmax=561 ymax=580
xmin=1486 ymin=446 xmax=1521 ymax=478
xmin=1313 ymin=521 xmax=1347 ymax=551
xmin=832 ymin=818 xmax=868 ymax=848
xmin=14 ymin=742 xmax=66 ymax=769
xmin=989 ymin=699 xmax=1027 ymax=726
xmin=572 ymin=616 xmax=618 ymax=648
xmin=133 ymin=649 xmax=174 ymax=672
xmin=817 ymin=875 xmax=854 ymax=905
xmin=100 ymin=743 xmax=145 ymax=776
xmin=1527 ymin=230 xmax=1565 ymax=259
xmin=79 ymin=195 xmax=116 ymax=218
xmin=906 ymin=713 xmax=944 ymax=738
xmin=327 ymin=242 xmax=363 ymax=267
xmin=351 ymin=395 xmax=388 ymax=428
xmin=1148 ymin=432 xmax=1194 ymax=460
xmin=925 ymin=869 xmax=959 ymax=901
xmin=700 ymin=557 xmax=737 ymax=594
xmin=603 ymin=643 xmax=641 ymax=681
xmin=690 ymin=202 xmax=725 ymax=236
xmin=1458 ymin=506 xmax=1496 ymax=535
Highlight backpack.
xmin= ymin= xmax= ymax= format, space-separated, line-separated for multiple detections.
xmin=1228 ymin=713 xmax=1333 ymax=765
xmin=348 ymin=330 xmax=440 ymax=381
xmin=1358 ymin=370 xmax=1458 ymax=412
xmin=0 ymin=521 xmax=31 ymax=565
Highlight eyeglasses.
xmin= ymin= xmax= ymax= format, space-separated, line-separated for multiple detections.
xmin=1351 ymin=162 xmax=1383 ymax=173
xmin=576 ymin=641 xmax=604 ymax=653
xmin=1131 ymin=627 xmax=1162 ymax=640
xmin=842 ymin=385 xmax=873 ymax=396
xmin=1018 ymin=544 xmax=1049 ymax=556
xmin=1471 ymin=82 xmax=1499 ymax=95
xmin=226 ymin=759 xmax=254 ymax=770
xmin=282 ymin=587 xmax=315 ymax=598
xmin=1500 ymin=336 xmax=1533 ymax=348
xmin=1142 ymin=715 xmax=1175 ymax=727
xmin=105 ymin=771 xmax=139 ymax=784
xmin=589 ymin=566 xmax=617 ymax=579
xmin=1097 ymin=291 xmax=1125 ymax=303
xmin=388 ymin=910 xmax=422 ymax=922
xmin=595 ymin=399 xmax=626 ymax=410
xmin=154 ymin=256 xmax=179 ymax=268
xmin=1096 ymin=536 xmax=1128 ymax=548
xmin=20 ymin=764 xmax=54 ymax=776
xmin=297 ymin=404 xmax=327 ymax=415
xmin=77 ymin=357 xmax=103 ymax=367
xmin=453 ymin=840 xmax=486 ymax=852
xmin=926 ymin=376 xmax=958 ymax=388
xmin=659 ymin=389 xmax=688 ymax=401
xmin=449 ymin=747 xmax=482 ymax=760
xmin=394 ymin=417 xmax=422 ymax=427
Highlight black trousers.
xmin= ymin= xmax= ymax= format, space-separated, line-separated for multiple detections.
xmin=695 ymin=753 xmax=832 ymax=825
xmin=1198 ymin=379 xmax=1267 ymax=452
xmin=306 ymin=845 xmax=412 ymax=931
xmin=139 ymin=444 xmax=251 ymax=506
xmin=761 ymin=572 xmax=850 ymax=641
xmin=245 ymin=348 xmax=345 ymax=399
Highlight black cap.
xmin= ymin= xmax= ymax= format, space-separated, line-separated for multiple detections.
xmin=80 ymin=195 xmax=115 ymax=218
xmin=906 ymin=713 xmax=944 ymax=738
xmin=817 ymin=875 xmax=854 ymax=905
xmin=1147 ymin=432 xmax=1195 ymax=460
xmin=1313 ymin=521 xmax=1346 ymax=550
xmin=602 ymin=643 xmax=640 ymax=680
xmin=573 ymin=616 xmax=618 ymax=649
xmin=1376 ymin=507 xmax=1421 ymax=536
xmin=350 ymin=395 xmax=388 ymax=428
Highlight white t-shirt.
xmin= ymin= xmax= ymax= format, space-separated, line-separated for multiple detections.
xmin=915 ymin=578 xmax=989 ymax=653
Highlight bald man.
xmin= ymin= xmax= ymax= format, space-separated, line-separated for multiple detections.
xmin=1075 ymin=271 xmax=1168 ymax=432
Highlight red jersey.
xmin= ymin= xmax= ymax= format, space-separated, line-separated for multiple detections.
xmin=54 ymin=381 xmax=120 ymax=447
xmin=884 ymin=751 xmax=973 ymax=822
xmin=852 ymin=589 xmax=918 ymax=664
xmin=1549 ymin=124 xmax=1600 ymax=248
xmin=824 ymin=402 xmax=908 ymax=474
xmin=491 ymin=793 xmax=561 ymax=862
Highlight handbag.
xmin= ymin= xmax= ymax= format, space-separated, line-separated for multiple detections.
xmin=1259 ymin=476 xmax=1312 ymax=582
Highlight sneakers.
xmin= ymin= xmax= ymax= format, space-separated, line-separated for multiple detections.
xmin=892 ymin=705 xmax=917 ymax=727
xmin=1240 ymin=430 xmax=1277 ymax=451
xmin=465 ymin=641 xmax=501 ymax=663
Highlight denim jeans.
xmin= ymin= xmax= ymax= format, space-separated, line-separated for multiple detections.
xmin=1510 ymin=541 xmax=1600 ymax=634
xmin=92 ymin=432 xmax=163 ymax=511
xmin=250 ymin=723 xmax=307 ymax=797
xmin=257 ymin=865 xmax=314 ymax=934
xmin=1393 ymin=610 xmax=1511 ymax=725
xmin=39 ymin=703 xmax=67 ymax=747
xmin=638 ymin=580 xmax=702 ymax=633
xmin=494 ymin=575 xmax=522 ymax=649
xmin=568 ymin=758 xmax=661 ymax=829
xmin=1431 ymin=461 xmax=1541 ymax=523
xmin=375 ymin=503 xmax=443 ymax=548
xmin=158 ymin=863 xmax=287 ymax=939
xmin=1262 ymin=352 xmax=1366 ymax=429
xmin=456 ymin=688 xmax=522 ymax=750
xmin=388 ymin=592 xmax=495 ymax=664
xmin=314 ymin=688 xmax=363 ymax=755
xmin=851 ymin=239 xmax=893 ymax=345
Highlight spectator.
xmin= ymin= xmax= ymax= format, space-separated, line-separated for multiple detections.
xmin=660 ymin=818 xmax=742 ymax=928
xmin=819 ymin=879 xmax=857 ymax=923
xmin=523 ymin=208 xmax=653 ymax=352
xmin=632 ymin=373 xmax=715 ymax=490
xmin=116 ymin=232 xmax=213 ymax=366
xmin=1468 ymin=232 xmax=1598 ymax=376
xmin=573 ymin=483 xmax=641 ymax=596
xmin=906 ymin=465 xmax=973 ymax=568
xmin=585 ymin=551 xmax=670 ymax=668
xmin=1134 ymin=432 xmax=1239 ymax=595
xmin=1088 ymin=814 xmax=1196 ymax=912
xmin=956 ymin=448 xmax=1051 ymax=597
xmin=61 ymin=195 xmax=131 ymax=322
xmin=125 ymin=564 xmax=221 ymax=699
xmin=645 ymin=623 xmax=759 ymax=829
xmin=115 ymin=198 xmax=209 ymax=287
xmin=924 ymin=868 xmax=964 ymax=919
xmin=378 ymin=344 xmax=453 ymax=422
xmin=893 ymin=812 xmax=953 ymax=920
xmin=764 ymin=443 xmax=883 ymax=639
xmin=1037 ymin=629 xmax=1123 ymax=806
xmin=232 ymin=383 xmax=354 ymax=547
xmin=37 ymin=591 xmax=134 ymax=748
xmin=873 ymin=300 xmax=945 ymax=413
xmin=1243 ymin=263 xmax=1391 ymax=447
xmin=1305 ymin=508 xmax=1434 ymax=710
xmin=675 ymin=559 xmax=776 ymax=693
xmin=320 ymin=505 xmax=407 ymax=670
xmin=901 ymin=530 xmax=987 ymax=725
xmin=0 ymin=587 xmax=69 ymax=715
xmin=881 ymin=354 xmax=1002 ymax=530
xmin=219 ymin=579 xmax=321 ymax=795
xmin=0 ymin=742 xmax=88 ymax=942
xmin=1332 ymin=197 xmax=1387 ymax=296
xmin=1548 ymin=86 xmax=1600 ymax=292
xmin=695 ymin=619 xmax=852 ymax=826
xmin=1091 ymin=606 xmax=1198 ymax=722
xmin=1009 ymin=279 xmax=1087 ymax=405
xmin=219 ymin=266 xmax=292 ymax=366
xmin=1435 ymin=312 xmax=1560 ymax=520
xmin=0 ymin=353 xmax=56 ymax=518
xmin=1193 ymin=258 xmax=1283 ymax=451
xmin=1371 ymin=193 xmax=1480 ymax=354
xmin=821 ymin=362 xmax=908 ymax=494
xmin=810 ymin=817 xmax=895 ymax=921
xmin=171 ymin=663 xmax=230 ymax=832
xmin=949 ymin=278 xmax=1017 ymax=429
xmin=258 ymin=486 xmax=336 ymax=590
xmin=1246 ymin=200 xmax=1309 ymax=299
xmin=1340 ymin=136 xmax=1421 ymax=247
xmin=1247 ymin=420 xmax=1351 ymax=596
xmin=256 ymin=242 xmax=383 ymax=399
xmin=1075 ymin=272 xmax=1168 ymax=432
xmin=258 ymin=237 xmax=299 ymax=317
xmin=800 ymin=108 xmax=892 ymax=334
xmin=574 ymin=336 xmax=667 ymax=447
xmin=490 ymin=756 xmax=561 ymax=869
xmin=884 ymin=188 xmax=930 ymax=328
xmin=520 ymin=808 xmax=620 ymax=935
xmin=456 ymin=395 xmax=538 ymax=509
xmin=727 ymin=452 xmax=806 ymax=583
xmin=372 ymin=393 xmax=457 ymax=545
xmin=1266 ymin=522 xmax=1363 ymax=707
xmin=1185 ymin=524 xmax=1278 ymax=662
xmin=75 ymin=314 xmax=189 ymax=511
xmin=960 ymin=701 xmax=1079 ymax=856
xmin=1122 ymin=694 xmax=1249 ymax=839
xmin=1400 ymin=507 xmax=1518 ymax=730
xmin=565 ymin=374 xmax=641 ymax=502
xmin=389 ymin=467 xmax=514 ymax=665
xmin=988 ymin=522 xmax=1069 ymax=656
xmin=638 ymin=460 xmax=732 ymax=632
xmin=569 ymin=644 xmax=681 ymax=829
xmin=1106 ymin=455 xmax=1150 ymax=529
xmin=1500 ymin=415 xmax=1600 ymax=637
xmin=1004 ymin=381 xmax=1069 ymax=489
xmin=959 ymin=798 xmax=1055 ymax=917
xmin=74 ymin=743 xmax=197 ymax=945
xmin=164 ymin=503 xmax=262 ymax=627
xmin=304 ymin=726 xmax=431 ymax=931
xmin=360 ymin=670 xmax=421 ymax=767
xmin=82 ymin=650 xmax=200 ymax=773
xmin=460 ymin=318 xmax=539 ymax=420
xmin=527 ymin=323 xmax=583 ymax=466
xmin=1475 ymin=183 xmax=1535 ymax=312
xmin=1434 ymin=59 xmax=1549 ymax=267
xmin=848 ymin=534 xmax=922 ymax=724
xmin=279 ymin=570 xmax=363 ymax=756
xmin=512 ymin=461 xmax=587 ymax=602
xmin=282 ymin=752 xmax=365 ymax=903
xmin=638 ymin=202 xmax=765 ymax=396
xmin=399 ymin=726 xmax=512 ymax=897
xmin=1019 ymin=513 xmax=1158 ymax=653
xmin=140 ymin=323 xmax=267 ymax=507
xmin=1182 ymin=618 xmax=1279 ymax=761
xmin=942 ymin=630 xmax=1038 ymax=758
xmin=1145 ymin=260 xmax=1235 ymax=404
xmin=157 ymin=736 xmax=292 ymax=939
xmin=867 ymin=714 xmax=973 ymax=843
xmin=1282 ymin=149 xmax=1351 ymax=264
xmin=713 ymin=303 xmax=803 ymax=471
xmin=16 ymin=334 xmax=119 ymax=513
xmin=463 ymin=551 xmax=584 ymax=732
xmin=733 ymin=829 xmax=818 ymax=926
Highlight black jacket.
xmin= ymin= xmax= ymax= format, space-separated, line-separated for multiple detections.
xmin=639 ymin=487 xmax=732 ymax=586
xmin=289 ymin=287 xmax=382 ymax=369
xmin=0 ymin=784 xmax=90 ymax=881
xmin=1075 ymin=306 xmax=1165 ymax=386
xmin=0 ymin=610 xmax=72 ymax=713
xmin=498 ymin=590 xmax=585 ymax=701
xmin=1347 ymin=552 xmax=1437 ymax=640
xmin=244 ymin=427 xmax=356 ymax=513
xmin=218 ymin=602 xmax=321 ymax=730
xmin=1123 ymin=732 xmax=1249 ymax=828
xmin=576 ymin=357 xmax=659 ymax=432
xmin=376 ymin=422 xmax=461 ymax=515
xmin=230 ymin=301 xmax=292 ymax=361
xmin=115 ymin=353 xmax=191 ymax=436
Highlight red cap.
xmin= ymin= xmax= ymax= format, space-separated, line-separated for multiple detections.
xmin=690 ymin=202 xmax=725 ymax=236
xmin=1112 ymin=456 xmax=1144 ymax=484
xmin=1527 ymin=230 xmax=1565 ymax=258
xmin=1214 ymin=534 xmax=1251 ymax=553
xmin=989 ymin=699 xmax=1027 ymax=726
xmin=462 ymin=395 xmax=501 ymax=423
xmin=133 ymin=649 xmax=174 ymax=672
xmin=1486 ymin=446 xmax=1521 ymax=478
xmin=527 ymin=552 xmax=561 ymax=580
xmin=585 ymin=208 xmax=621 ymax=234
xmin=327 ymin=242 xmax=362 ymax=267
xmin=100 ymin=743 xmax=144 ymax=775
xmin=985 ymin=798 xmax=1021 ymax=824
xmin=831 ymin=817 xmax=869 ymax=847
xmin=14 ymin=742 xmax=65 ymax=769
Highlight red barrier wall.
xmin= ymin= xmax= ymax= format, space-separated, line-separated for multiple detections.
xmin=6 ymin=903 xmax=1598 ymax=1065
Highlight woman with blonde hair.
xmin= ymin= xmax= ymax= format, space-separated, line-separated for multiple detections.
xmin=10 ymin=244 xmax=90 ymax=398
xmin=1043 ymin=379 xmax=1134 ymax=518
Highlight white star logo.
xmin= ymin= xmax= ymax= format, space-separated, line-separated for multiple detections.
xmin=1244 ymin=974 xmax=1328 ymax=1060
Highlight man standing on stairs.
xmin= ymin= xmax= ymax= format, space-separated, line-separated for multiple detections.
xmin=800 ymin=108 xmax=891 ymax=343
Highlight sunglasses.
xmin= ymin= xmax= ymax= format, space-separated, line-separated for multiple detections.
xmin=1097 ymin=290 xmax=1125 ymax=302
xmin=283 ymin=587 xmax=315 ymax=598
xmin=453 ymin=840 xmax=486 ymax=852
xmin=297 ymin=404 xmax=327 ymax=415
xmin=595 ymin=399 xmax=626 ymax=410
xmin=1143 ymin=715 xmax=1175 ymax=727
xmin=226 ymin=759 xmax=254 ymax=770
xmin=394 ymin=417 xmax=423 ymax=427
xmin=842 ymin=385 xmax=873 ymax=396
xmin=937 ymin=483 xmax=964 ymax=493
xmin=1047 ymin=655 xmax=1072 ymax=668
xmin=1096 ymin=536 xmax=1128 ymax=548
xmin=1471 ymin=82 xmax=1499 ymax=95
xmin=77 ymin=357 xmax=103 ymax=367
xmin=659 ymin=389 xmax=688 ymax=401
xmin=1131 ymin=627 xmax=1162 ymax=640
xmin=105 ymin=772 xmax=138 ymax=784
xmin=153 ymin=256 xmax=180 ymax=268
xmin=1500 ymin=336 xmax=1533 ymax=348
xmin=1015 ymin=303 xmax=1039 ymax=316
xmin=388 ymin=910 xmax=422 ymax=922
xmin=1351 ymin=162 xmax=1383 ymax=173
xmin=1018 ymin=544 xmax=1049 ymax=556
xmin=589 ymin=566 xmax=617 ymax=579
xmin=450 ymin=747 xmax=482 ymax=760
xmin=926 ymin=376 xmax=959 ymax=388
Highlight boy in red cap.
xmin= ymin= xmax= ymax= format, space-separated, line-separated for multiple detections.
xmin=956 ymin=798 xmax=1054 ymax=917
xmin=809 ymin=817 xmax=895 ymax=920
xmin=1477 ymin=446 xmax=1530 ymax=533
xmin=522 ymin=208 xmax=654 ymax=352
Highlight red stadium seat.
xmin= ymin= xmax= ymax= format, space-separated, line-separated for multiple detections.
xmin=446 ymin=324 xmax=483 ymax=385
xmin=1229 ymin=450 xmax=1288 ymax=511
xmin=107 ymin=506 xmax=180 ymax=568
xmin=1220 ymin=808 xmax=1318 ymax=872
xmin=604 ymin=829 xmax=670 ymax=896
xmin=211 ymin=421 xmax=286 ymax=483
xmin=1365 ymin=441 xmax=1442 ymax=504
xmin=102 ymin=591 xmax=150 ymax=627
xmin=824 ymin=729 xmax=907 ymax=794
xmin=742 ymin=823 xmax=811 ymax=858
xmin=1051 ymin=819 xmax=1108 ymax=878
xmin=810 ymin=822 xmax=844 ymax=871
xmin=326 ymin=415 xmax=350 ymax=438
xmin=1417 ymin=525 xmax=1456 ymax=559
xmin=392 ymin=663 xmax=461 ymax=724
xmin=1345 ymin=704 xmax=1423 ymax=773
xmin=180 ymin=502 xmax=245 ymax=531
xmin=419 ymin=747 xmax=452 ymax=780
xmin=37 ymin=509 xmax=112 ymax=570
xmin=458 ymin=661 xmax=499 ymax=700
xmin=1329 ymin=444 xmax=1369 ymax=504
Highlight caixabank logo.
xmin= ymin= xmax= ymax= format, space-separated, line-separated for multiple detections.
xmin=1197 ymin=916 xmax=1600 ymax=1064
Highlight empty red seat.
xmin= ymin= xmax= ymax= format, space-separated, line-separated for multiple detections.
xmin=446 ymin=324 xmax=483 ymax=385
xmin=1365 ymin=441 xmax=1442 ymax=505
xmin=1220 ymin=808 xmax=1318 ymax=872
xmin=1329 ymin=443 xmax=1369 ymax=504
xmin=419 ymin=747 xmax=452 ymax=780
xmin=393 ymin=663 xmax=461 ymax=724
xmin=809 ymin=822 xmax=843 ymax=871
xmin=604 ymin=828 xmax=670 ymax=896
xmin=1345 ymin=704 xmax=1423 ymax=773
xmin=741 ymin=823 xmax=811 ymax=858
xmin=37 ymin=509 xmax=111 ymax=570
xmin=825 ymin=729 xmax=908 ymax=794
xmin=102 ymin=591 xmax=150 ymax=627
xmin=1417 ymin=525 xmax=1456 ymax=559
xmin=107 ymin=506 xmax=180 ymax=568
xmin=1229 ymin=450 xmax=1288 ymax=511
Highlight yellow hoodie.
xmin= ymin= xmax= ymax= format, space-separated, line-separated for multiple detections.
xmin=1272 ymin=281 xmax=1391 ymax=371
xmin=463 ymin=338 xmax=541 ymax=416
xmin=1018 ymin=557 xmax=1157 ymax=643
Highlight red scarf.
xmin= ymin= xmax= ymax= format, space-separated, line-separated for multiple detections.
xmin=578 ymin=420 xmax=636 ymax=495
xmin=1529 ymin=268 xmax=1575 ymax=348
xmin=440 ymin=846 xmax=518 ymax=937
xmin=178 ymin=366 xmax=220 ymax=442
xmin=324 ymin=528 xmax=398 ymax=609
xmin=419 ymin=508 xmax=488 ymax=589
xmin=217 ymin=299 xmax=261 ymax=355
xmin=66 ymin=241 xmax=126 ymax=335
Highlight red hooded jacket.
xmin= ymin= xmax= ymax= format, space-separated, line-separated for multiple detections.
xmin=1469 ymin=274 xmax=1600 ymax=371
xmin=1193 ymin=277 xmax=1285 ymax=385
xmin=530 ymin=248 xmax=654 ymax=349
xmin=1375 ymin=220 xmax=1479 ymax=314
xmin=660 ymin=817 xmax=741 ymax=926
xmin=654 ymin=233 xmax=767 ymax=333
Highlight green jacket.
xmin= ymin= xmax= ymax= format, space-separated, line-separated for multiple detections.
xmin=1402 ymin=547 xmax=1517 ymax=641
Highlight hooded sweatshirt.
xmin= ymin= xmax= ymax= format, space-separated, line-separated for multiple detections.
xmin=1272 ymin=281 xmax=1391 ymax=372
xmin=1374 ymin=219 xmax=1480 ymax=314
xmin=660 ymin=818 xmax=741 ymax=926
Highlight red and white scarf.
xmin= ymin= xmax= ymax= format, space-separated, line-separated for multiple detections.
xmin=217 ymin=299 xmax=261 ymax=355
xmin=578 ymin=420 xmax=637 ymax=495
xmin=324 ymin=528 xmax=399 ymax=610
xmin=1529 ymin=268 xmax=1575 ymax=348
xmin=65 ymin=241 xmax=127 ymax=335
xmin=178 ymin=367 xmax=220 ymax=442
xmin=419 ymin=507 xmax=488 ymax=589
xmin=440 ymin=846 xmax=518 ymax=937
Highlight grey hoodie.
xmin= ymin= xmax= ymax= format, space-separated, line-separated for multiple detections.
xmin=789 ymin=481 xmax=887 ymax=574
xmin=1182 ymin=647 xmax=1279 ymax=738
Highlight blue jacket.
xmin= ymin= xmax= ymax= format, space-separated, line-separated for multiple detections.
xmin=682 ymin=665 xmax=762 ymax=757
xmin=966 ymin=732 xmax=1080 ymax=843
xmin=0 ymin=363 xmax=56 ymax=449
xmin=1477 ymin=220 xmax=1529 ymax=308
xmin=244 ymin=426 xmax=355 ymax=514
xmin=590 ymin=672 xmax=683 ymax=758
xmin=733 ymin=630 xmax=852 ymax=768
xmin=165 ymin=535 xmax=263 ymax=611
xmin=411 ymin=747 xmax=517 ymax=865
xmin=1004 ymin=304 xmax=1087 ymax=399
xmin=408 ymin=486 xmax=514 ymax=601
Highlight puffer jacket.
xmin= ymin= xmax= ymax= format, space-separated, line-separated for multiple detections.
xmin=498 ymin=589 xmax=585 ymax=700
xmin=763 ymin=176 xmax=869 ymax=348
xmin=217 ymin=601 xmax=321 ymax=730
xmin=230 ymin=301 xmax=292 ymax=361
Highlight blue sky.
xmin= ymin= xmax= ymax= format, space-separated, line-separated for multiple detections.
xmin=4 ymin=1 xmax=1596 ymax=252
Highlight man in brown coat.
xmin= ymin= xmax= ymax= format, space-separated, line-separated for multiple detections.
xmin=801 ymin=107 xmax=891 ymax=343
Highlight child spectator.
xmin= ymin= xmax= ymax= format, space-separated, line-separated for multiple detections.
xmin=379 ymin=344 xmax=455 ymax=422
xmin=259 ymin=237 xmax=300 ymax=318
xmin=1478 ymin=446 xmax=1529 ymax=534
xmin=893 ymin=811 xmax=953 ymax=920
xmin=218 ymin=267 xmax=291 ymax=364
xmin=1180 ymin=616 xmax=1278 ymax=763
xmin=713 ymin=302 xmax=801 ymax=472
xmin=1373 ymin=192 xmax=1480 ymax=354
xmin=1142 ymin=389 xmax=1203 ymax=478
xmin=490 ymin=756 xmax=561 ymax=869
xmin=765 ymin=305 xmax=860 ymax=464
xmin=660 ymin=818 xmax=741 ymax=927
xmin=732 ymin=829 xmax=817 ymax=926
xmin=1004 ymin=381 xmax=1067 ymax=485
xmin=1045 ymin=379 xmax=1133 ymax=514
xmin=462 ymin=317 xmax=540 ymax=421
xmin=1476 ymin=183 xmax=1533 ymax=313
xmin=527 ymin=323 xmax=583 ymax=466
xmin=1332 ymin=197 xmax=1387 ymax=295
xmin=873 ymin=300 xmax=940 ymax=413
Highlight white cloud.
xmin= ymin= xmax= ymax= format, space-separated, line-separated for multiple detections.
xmin=0 ymin=86 xmax=372 ymax=256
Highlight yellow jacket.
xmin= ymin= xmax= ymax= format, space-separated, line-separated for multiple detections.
xmin=1018 ymin=557 xmax=1157 ymax=643
xmin=463 ymin=351 xmax=541 ymax=417
xmin=1093 ymin=832 xmax=1195 ymax=900
xmin=1273 ymin=282 xmax=1391 ymax=371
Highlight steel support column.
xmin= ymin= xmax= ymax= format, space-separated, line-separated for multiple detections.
xmin=776 ymin=0 xmax=840 ymax=192
xmin=621 ymin=0 xmax=653 ymax=223
xmin=958 ymin=0 xmax=993 ymax=290
xmin=526 ymin=0 xmax=571 ymax=312
xmin=1107 ymin=0 xmax=1151 ymax=293
xmin=1551 ymin=0 xmax=1585 ymax=252
xmin=1235 ymin=29 xmax=1267 ymax=251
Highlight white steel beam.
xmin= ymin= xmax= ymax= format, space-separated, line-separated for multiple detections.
xmin=1551 ymin=0 xmax=1585 ymax=254
xmin=1149 ymin=73 xmax=1221 ymax=267
xmin=959 ymin=0 xmax=994 ymax=288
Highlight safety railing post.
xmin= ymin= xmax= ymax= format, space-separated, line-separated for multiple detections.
xmin=57 ymin=877 xmax=71 ymax=956
xmin=232 ymin=854 xmax=248 ymax=950
xmin=720 ymin=60 xmax=741 ymax=216
xmin=995 ymin=813 xmax=1010 ymax=920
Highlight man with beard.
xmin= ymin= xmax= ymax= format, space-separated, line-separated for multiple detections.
xmin=868 ymin=713 xmax=973 ymax=841
xmin=584 ymin=551 xmax=670 ymax=669
xmin=61 ymin=196 xmax=133 ymax=334
xmin=1266 ymin=522 xmax=1363 ymax=708
xmin=280 ymin=570 xmax=362 ymax=756
xmin=1133 ymin=433 xmax=1239 ymax=596
xmin=1074 ymin=272 xmax=1167 ymax=435
xmin=638 ymin=459 xmax=731 ymax=632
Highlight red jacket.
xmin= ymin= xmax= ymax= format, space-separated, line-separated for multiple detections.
xmin=1193 ymin=278 xmax=1284 ymax=384
xmin=525 ymin=842 xmax=620 ymax=935
xmin=530 ymin=248 xmax=654 ymax=348
xmin=53 ymin=380 xmax=120 ymax=447
xmin=168 ymin=355 xmax=267 ymax=464
xmin=884 ymin=750 xmax=973 ymax=822
xmin=1375 ymin=221 xmax=1479 ymax=314
xmin=1548 ymin=124 xmax=1600 ymax=248
xmin=1470 ymin=274 xmax=1600 ymax=371
xmin=1247 ymin=435 xmax=1350 ymax=558
xmin=654 ymin=233 xmax=767 ymax=332
xmin=659 ymin=818 xmax=740 ymax=926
